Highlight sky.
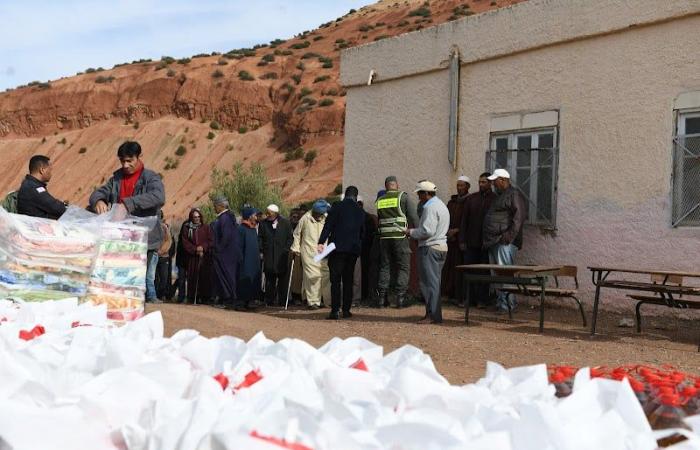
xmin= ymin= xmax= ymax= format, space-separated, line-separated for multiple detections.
xmin=0 ymin=0 xmax=374 ymax=91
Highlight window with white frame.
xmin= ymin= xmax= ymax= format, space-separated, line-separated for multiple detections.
xmin=671 ymin=110 xmax=700 ymax=227
xmin=486 ymin=128 xmax=558 ymax=227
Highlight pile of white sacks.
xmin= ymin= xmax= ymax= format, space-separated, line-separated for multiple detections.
xmin=0 ymin=299 xmax=698 ymax=450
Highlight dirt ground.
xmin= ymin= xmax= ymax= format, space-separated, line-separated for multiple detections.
xmin=148 ymin=301 xmax=700 ymax=384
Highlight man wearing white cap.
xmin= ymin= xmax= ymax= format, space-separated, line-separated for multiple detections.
xmin=258 ymin=204 xmax=294 ymax=306
xmin=482 ymin=169 xmax=526 ymax=313
xmin=441 ymin=175 xmax=470 ymax=304
xmin=407 ymin=180 xmax=450 ymax=324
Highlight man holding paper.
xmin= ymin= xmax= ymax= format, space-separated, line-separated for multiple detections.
xmin=317 ymin=186 xmax=365 ymax=320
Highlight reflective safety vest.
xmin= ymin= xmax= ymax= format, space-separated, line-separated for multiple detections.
xmin=376 ymin=190 xmax=407 ymax=239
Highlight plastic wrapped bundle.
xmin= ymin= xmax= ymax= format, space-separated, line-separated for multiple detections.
xmin=86 ymin=221 xmax=149 ymax=324
xmin=59 ymin=206 xmax=153 ymax=324
xmin=0 ymin=207 xmax=97 ymax=301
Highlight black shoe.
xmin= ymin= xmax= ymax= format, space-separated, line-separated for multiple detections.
xmin=395 ymin=295 xmax=407 ymax=309
xmin=307 ymin=305 xmax=320 ymax=310
xmin=342 ymin=310 xmax=353 ymax=319
xmin=326 ymin=312 xmax=340 ymax=320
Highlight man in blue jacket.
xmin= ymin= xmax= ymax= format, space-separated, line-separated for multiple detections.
xmin=210 ymin=196 xmax=240 ymax=310
xmin=318 ymin=186 xmax=365 ymax=320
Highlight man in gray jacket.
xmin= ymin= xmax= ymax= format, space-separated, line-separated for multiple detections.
xmin=89 ymin=141 xmax=166 ymax=303
xmin=482 ymin=169 xmax=526 ymax=313
xmin=408 ymin=180 xmax=449 ymax=324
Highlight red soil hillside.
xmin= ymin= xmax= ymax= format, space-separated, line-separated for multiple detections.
xmin=0 ymin=0 xmax=525 ymax=219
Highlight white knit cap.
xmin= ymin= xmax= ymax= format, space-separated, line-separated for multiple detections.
xmin=266 ymin=204 xmax=280 ymax=213
xmin=457 ymin=175 xmax=471 ymax=184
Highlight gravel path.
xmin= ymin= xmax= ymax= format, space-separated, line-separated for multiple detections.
xmin=149 ymin=302 xmax=700 ymax=384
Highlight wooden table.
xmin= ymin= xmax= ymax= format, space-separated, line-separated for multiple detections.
xmin=588 ymin=266 xmax=700 ymax=336
xmin=457 ymin=264 xmax=562 ymax=333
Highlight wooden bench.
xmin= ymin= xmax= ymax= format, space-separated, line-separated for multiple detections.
xmin=627 ymin=274 xmax=700 ymax=337
xmin=500 ymin=265 xmax=587 ymax=327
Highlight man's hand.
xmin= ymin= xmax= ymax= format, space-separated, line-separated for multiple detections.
xmin=196 ymin=246 xmax=204 ymax=257
xmin=94 ymin=200 xmax=110 ymax=215
xmin=405 ymin=228 xmax=413 ymax=238
xmin=317 ymin=244 xmax=325 ymax=254
xmin=447 ymin=228 xmax=459 ymax=238
xmin=292 ymin=251 xmax=300 ymax=257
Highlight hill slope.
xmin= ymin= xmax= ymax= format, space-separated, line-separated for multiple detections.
xmin=0 ymin=0 xmax=525 ymax=219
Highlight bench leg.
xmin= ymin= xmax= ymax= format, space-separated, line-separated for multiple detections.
xmin=464 ymin=276 xmax=470 ymax=325
xmin=590 ymin=283 xmax=602 ymax=336
xmin=635 ymin=301 xmax=645 ymax=333
xmin=571 ymin=295 xmax=587 ymax=328
xmin=538 ymin=278 xmax=545 ymax=333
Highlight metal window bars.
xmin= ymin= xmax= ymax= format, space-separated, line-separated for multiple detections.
xmin=672 ymin=133 xmax=700 ymax=227
xmin=485 ymin=147 xmax=559 ymax=229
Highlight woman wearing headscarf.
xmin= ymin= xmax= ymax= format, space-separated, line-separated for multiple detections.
xmin=180 ymin=208 xmax=213 ymax=303
xmin=237 ymin=207 xmax=261 ymax=310
xmin=290 ymin=199 xmax=331 ymax=309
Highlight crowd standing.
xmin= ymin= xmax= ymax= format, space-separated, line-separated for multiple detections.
xmin=9 ymin=140 xmax=528 ymax=324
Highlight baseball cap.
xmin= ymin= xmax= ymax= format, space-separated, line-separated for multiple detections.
xmin=487 ymin=169 xmax=511 ymax=181
xmin=414 ymin=180 xmax=437 ymax=193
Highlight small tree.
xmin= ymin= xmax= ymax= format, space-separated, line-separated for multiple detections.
xmin=238 ymin=126 xmax=248 ymax=134
xmin=78 ymin=147 xmax=87 ymax=154
xmin=299 ymin=87 xmax=312 ymax=98
xmin=333 ymin=183 xmax=343 ymax=195
xmin=210 ymin=120 xmax=221 ymax=130
xmin=313 ymin=75 xmax=330 ymax=83
xmin=212 ymin=69 xmax=224 ymax=78
xmin=58 ymin=137 xmax=67 ymax=145
xmin=217 ymin=58 xmax=228 ymax=65
xmin=207 ymin=131 xmax=216 ymax=139
xmin=304 ymin=149 xmax=317 ymax=165
xmin=166 ymin=69 xmax=176 ymax=77
xmin=319 ymin=98 xmax=334 ymax=107
xmin=201 ymin=163 xmax=286 ymax=222
xmin=175 ymin=145 xmax=187 ymax=156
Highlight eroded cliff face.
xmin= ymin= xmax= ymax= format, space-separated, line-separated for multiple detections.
xmin=0 ymin=0 xmax=524 ymax=217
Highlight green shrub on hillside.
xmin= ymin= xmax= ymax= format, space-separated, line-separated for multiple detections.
xmin=239 ymin=71 xmax=255 ymax=81
xmin=319 ymin=98 xmax=334 ymax=107
xmin=175 ymin=145 xmax=187 ymax=156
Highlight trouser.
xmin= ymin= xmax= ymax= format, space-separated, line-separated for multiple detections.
xmin=360 ymin=247 xmax=371 ymax=300
xmin=155 ymin=256 xmax=171 ymax=299
xmin=418 ymin=246 xmax=447 ymax=323
xmin=488 ymin=243 xmax=518 ymax=311
xmin=302 ymin=260 xmax=330 ymax=306
xmin=145 ymin=250 xmax=158 ymax=301
xmin=328 ymin=251 xmax=358 ymax=314
xmin=237 ymin=276 xmax=258 ymax=308
xmin=377 ymin=238 xmax=411 ymax=296
xmin=463 ymin=247 xmax=491 ymax=306
xmin=176 ymin=266 xmax=187 ymax=302
xmin=264 ymin=271 xmax=288 ymax=306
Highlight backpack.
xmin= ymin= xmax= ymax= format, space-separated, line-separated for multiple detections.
xmin=1 ymin=191 xmax=18 ymax=213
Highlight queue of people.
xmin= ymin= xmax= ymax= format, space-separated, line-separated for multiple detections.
xmin=10 ymin=139 xmax=527 ymax=324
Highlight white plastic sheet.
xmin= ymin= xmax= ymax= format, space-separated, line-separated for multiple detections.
xmin=0 ymin=300 xmax=697 ymax=450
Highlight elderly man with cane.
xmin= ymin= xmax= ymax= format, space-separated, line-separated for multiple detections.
xmin=291 ymin=199 xmax=331 ymax=310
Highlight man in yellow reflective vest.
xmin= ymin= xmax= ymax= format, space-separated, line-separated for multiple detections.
xmin=375 ymin=175 xmax=419 ymax=308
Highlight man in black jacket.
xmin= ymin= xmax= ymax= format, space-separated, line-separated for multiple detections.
xmin=17 ymin=155 xmax=67 ymax=220
xmin=318 ymin=186 xmax=365 ymax=320
xmin=258 ymin=204 xmax=294 ymax=306
xmin=482 ymin=169 xmax=526 ymax=313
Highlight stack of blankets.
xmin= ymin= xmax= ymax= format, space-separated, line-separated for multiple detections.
xmin=0 ymin=207 xmax=148 ymax=323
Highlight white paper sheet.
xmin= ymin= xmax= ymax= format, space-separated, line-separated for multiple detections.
xmin=314 ymin=243 xmax=336 ymax=262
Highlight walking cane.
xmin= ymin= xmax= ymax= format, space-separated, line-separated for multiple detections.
xmin=285 ymin=255 xmax=296 ymax=311
xmin=193 ymin=255 xmax=202 ymax=305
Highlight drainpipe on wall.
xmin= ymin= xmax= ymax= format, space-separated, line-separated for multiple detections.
xmin=448 ymin=47 xmax=460 ymax=171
